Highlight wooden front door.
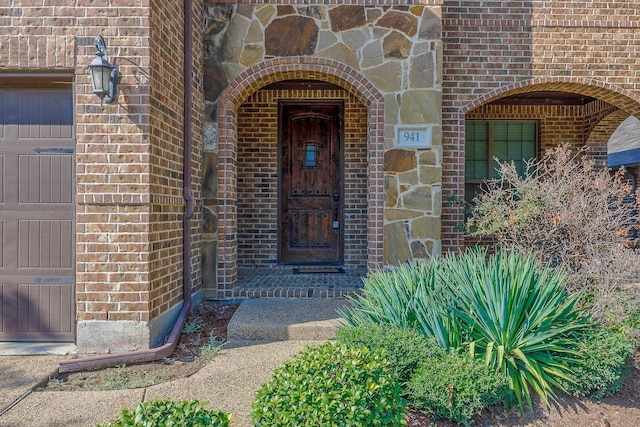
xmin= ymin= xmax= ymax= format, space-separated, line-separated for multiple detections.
xmin=280 ymin=102 xmax=343 ymax=264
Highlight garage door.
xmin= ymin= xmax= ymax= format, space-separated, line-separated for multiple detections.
xmin=0 ymin=88 xmax=75 ymax=342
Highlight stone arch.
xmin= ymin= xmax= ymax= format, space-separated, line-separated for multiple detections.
xmin=218 ymin=57 xmax=383 ymax=108
xmin=215 ymin=57 xmax=384 ymax=295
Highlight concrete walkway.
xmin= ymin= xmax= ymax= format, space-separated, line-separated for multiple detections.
xmin=0 ymin=298 xmax=348 ymax=427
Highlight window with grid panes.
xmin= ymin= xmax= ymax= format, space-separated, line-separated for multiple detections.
xmin=465 ymin=121 xmax=537 ymax=206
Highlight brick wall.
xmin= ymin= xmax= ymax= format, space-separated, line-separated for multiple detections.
xmin=215 ymin=57 xmax=385 ymax=296
xmin=206 ymin=0 xmax=442 ymax=4
xmin=0 ymin=0 xmax=203 ymax=350
xmin=0 ymin=0 xmax=156 ymax=324
xmin=442 ymin=0 xmax=640 ymax=252
xmin=465 ymin=103 xmax=602 ymax=155
xmin=582 ymin=102 xmax=623 ymax=169
xmin=236 ymin=89 xmax=368 ymax=269
xmin=75 ymin=205 xmax=151 ymax=322
xmin=148 ymin=1 xmax=204 ymax=320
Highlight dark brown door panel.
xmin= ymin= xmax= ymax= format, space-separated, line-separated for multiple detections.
xmin=279 ymin=102 xmax=343 ymax=264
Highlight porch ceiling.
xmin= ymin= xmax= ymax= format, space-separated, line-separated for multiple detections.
xmin=488 ymin=91 xmax=597 ymax=106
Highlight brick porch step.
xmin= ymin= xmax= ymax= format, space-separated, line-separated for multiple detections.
xmin=227 ymin=298 xmax=350 ymax=342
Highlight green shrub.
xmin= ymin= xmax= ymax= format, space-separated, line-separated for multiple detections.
xmin=339 ymin=259 xmax=465 ymax=350
xmin=467 ymin=145 xmax=640 ymax=327
xmin=560 ymin=327 xmax=634 ymax=399
xmin=406 ymin=351 xmax=512 ymax=424
xmin=98 ymin=399 xmax=230 ymax=427
xmin=339 ymin=247 xmax=592 ymax=410
xmin=336 ymin=324 xmax=444 ymax=384
xmin=604 ymin=289 xmax=640 ymax=341
xmin=251 ymin=342 xmax=407 ymax=426
xmin=442 ymin=248 xmax=590 ymax=409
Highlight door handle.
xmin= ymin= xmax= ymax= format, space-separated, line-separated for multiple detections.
xmin=332 ymin=192 xmax=340 ymax=228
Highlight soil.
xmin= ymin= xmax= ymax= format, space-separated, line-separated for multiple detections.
xmin=45 ymin=301 xmax=640 ymax=426
xmin=406 ymin=350 xmax=640 ymax=427
xmin=45 ymin=301 xmax=239 ymax=392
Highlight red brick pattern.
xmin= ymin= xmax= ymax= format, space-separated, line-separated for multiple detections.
xmin=148 ymin=1 xmax=204 ymax=320
xmin=216 ymin=57 xmax=384 ymax=297
xmin=466 ymin=101 xmax=618 ymax=162
xmin=585 ymin=109 xmax=631 ymax=168
xmin=442 ymin=0 xmax=640 ymax=252
xmin=1 ymin=1 xmax=204 ymax=330
xmin=236 ymin=89 xmax=368 ymax=269
xmin=75 ymin=204 xmax=151 ymax=322
xmin=206 ymin=0 xmax=441 ymax=4
xmin=0 ymin=1 xmax=155 ymax=323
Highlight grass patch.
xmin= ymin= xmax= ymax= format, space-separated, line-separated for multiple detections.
xmin=200 ymin=337 xmax=226 ymax=363
xmin=182 ymin=316 xmax=205 ymax=333
xmin=47 ymin=365 xmax=170 ymax=391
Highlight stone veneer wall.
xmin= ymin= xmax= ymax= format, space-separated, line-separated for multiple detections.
xmin=236 ymin=89 xmax=369 ymax=269
xmin=202 ymin=1 xmax=444 ymax=294
xmin=0 ymin=0 xmax=204 ymax=352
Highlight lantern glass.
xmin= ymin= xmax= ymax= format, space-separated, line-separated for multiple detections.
xmin=89 ymin=60 xmax=113 ymax=96
xmin=89 ymin=36 xmax=118 ymax=103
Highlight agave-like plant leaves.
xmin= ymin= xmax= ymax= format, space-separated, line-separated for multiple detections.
xmin=339 ymin=260 xmax=466 ymax=350
xmin=441 ymin=248 xmax=590 ymax=409
xmin=338 ymin=247 xmax=591 ymax=411
xmin=412 ymin=268 xmax=466 ymax=350
xmin=339 ymin=266 xmax=417 ymax=329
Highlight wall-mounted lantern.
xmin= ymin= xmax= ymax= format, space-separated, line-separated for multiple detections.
xmin=88 ymin=36 xmax=119 ymax=104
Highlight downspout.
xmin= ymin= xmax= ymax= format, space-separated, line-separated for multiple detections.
xmin=60 ymin=0 xmax=195 ymax=373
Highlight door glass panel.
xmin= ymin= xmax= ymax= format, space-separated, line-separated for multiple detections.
xmin=304 ymin=144 xmax=317 ymax=168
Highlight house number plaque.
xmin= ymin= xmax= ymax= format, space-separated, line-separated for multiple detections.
xmin=395 ymin=125 xmax=432 ymax=148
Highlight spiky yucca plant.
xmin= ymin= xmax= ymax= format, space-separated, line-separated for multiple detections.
xmin=340 ymin=248 xmax=591 ymax=410
xmin=339 ymin=259 xmax=465 ymax=350
xmin=441 ymin=248 xmax=591 ymax=409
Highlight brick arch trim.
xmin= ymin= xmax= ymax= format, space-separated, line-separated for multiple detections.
xmin=460 ymin=77 xmax=640 ymax=118
xmin=582 ymin=109 xmax=632 ymax=169
xmin=450 ymin=78 xmax=640 ymax=252
xmin=217 ymin=57 xmax=384 ymax=109
xmin=215 ymin=57 xmax=385 ymax=295
xmin=585 ymin=109 xmax=631 ymax=145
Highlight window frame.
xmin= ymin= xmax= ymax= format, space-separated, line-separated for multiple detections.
xmin=464 ymin=120 xmax=539 ymax=205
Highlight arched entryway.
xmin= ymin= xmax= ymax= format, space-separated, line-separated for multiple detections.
xmin=448 ymin=77 xmax=640 ymax=249
xmin=215 ymin=57 xmax=384 ymax=298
